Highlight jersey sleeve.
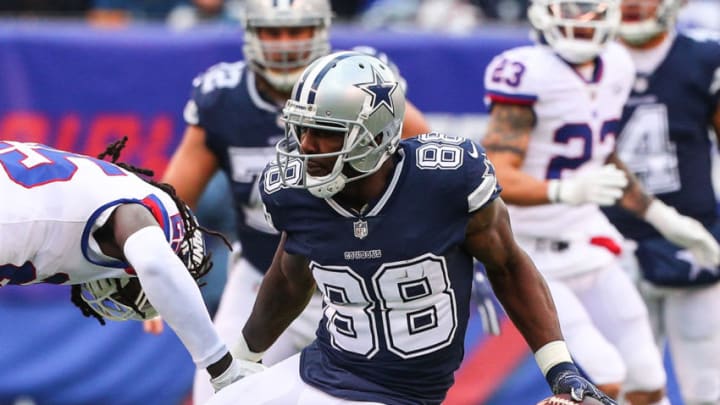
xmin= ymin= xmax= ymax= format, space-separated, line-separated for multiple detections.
xmin=700 ymin=36 xmax=720 ymax=107
xmin=258 ymin=162 xmax=289 ymax=233
xmin=483 ymin=47 xmax=540 ymax=108
xmin=463 ymin=139 xmax=502 ymax=212
xmin=183 ymin=61 xmax=246 ymax=128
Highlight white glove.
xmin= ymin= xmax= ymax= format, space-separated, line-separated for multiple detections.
xmin=209 ymin=358 xmax=267 ymax=393
xmin=644 ymin=199 xmax=720 ymax=269
xmin=547 ymin=164 xmax=628 ymax=206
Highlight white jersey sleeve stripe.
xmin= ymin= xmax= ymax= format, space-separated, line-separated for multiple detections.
xmin=468 ymin=175 xmax=498 ymax=212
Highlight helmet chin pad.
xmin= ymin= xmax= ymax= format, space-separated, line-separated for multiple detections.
xmin=307 ymin=172 xmax=347 ymax=198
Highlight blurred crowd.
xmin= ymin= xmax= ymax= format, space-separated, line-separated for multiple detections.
xmin=0 ymin=0 xmax=534 ymax=31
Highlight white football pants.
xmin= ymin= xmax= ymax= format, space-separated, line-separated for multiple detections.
xmin=204 ymin=354 xmax=383 ymax=405
xmin=193 ymin=253 xmax=323 ymax=404
xmin=623 ymin=246 xmax=720 ymax=405
xmin=545 ymin=264 xmax=667 ymax=392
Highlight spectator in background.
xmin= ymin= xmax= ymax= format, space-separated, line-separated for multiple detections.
xmin=88 ymin=0 xmax=180 ymax=25
xmin=166 ymin=0 xmax=243 ymax=30
xmin=0 ymin=0 xmax=91 ymax=17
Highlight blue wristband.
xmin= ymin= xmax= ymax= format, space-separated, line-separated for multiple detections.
xmin=545 ymin=361 xmax=579 ymax=386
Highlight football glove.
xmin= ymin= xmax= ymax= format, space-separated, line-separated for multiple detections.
xmin=546 ymin=362 xmax=617 ymax=405
xmin=644 ymin=199 xmax=720 ymax=269
xmin=210 ymin=358 xmax=266 ymax=393
xmin=473 ymin=267 xmax=501 ymax=336
xmin=547 ymin=164 xmax=628 ymax=206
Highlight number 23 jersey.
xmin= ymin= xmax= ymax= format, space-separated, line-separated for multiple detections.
xmin=484 ymin=43 xmax=635 ymax=241
xmin=259 ymin=135 xmax=500 ymax=404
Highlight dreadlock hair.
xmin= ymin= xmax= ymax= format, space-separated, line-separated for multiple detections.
xmin=71 ymin=136 xmax=231 ymax=325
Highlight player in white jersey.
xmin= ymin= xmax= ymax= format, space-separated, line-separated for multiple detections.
xmin=482 ymin=0 xmax=720 ymax=404
xmin=0 ymin=138 xmax=258 ymax=394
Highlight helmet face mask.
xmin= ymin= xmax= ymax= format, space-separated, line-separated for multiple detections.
xmin=80 ymin=277 xmax=158 ymax=322
xmin=619 ymin=0 xmax=680 ymax=45
xmin=529 ymin=0 xmax=621 ymax=64
xmin=79 ymin=205 xmax=211 ymax=323
xmin=242 ymin=0 xmax=332 ymax=92
xmin=275 ymin=52 xmax=406 ymax=199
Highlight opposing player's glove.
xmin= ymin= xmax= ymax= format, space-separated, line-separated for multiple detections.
xmin=546 ymin=362 xmax=617 ymax=405
xmin=547 ymin=164 xmax=628 ymax=206
xmin=209 ymin=358 xmax=267 ymax=393
xmin=644 ymin=199 xmax=720 ymax=269
xmin=473 ymin=267 xmax=501 ymax=336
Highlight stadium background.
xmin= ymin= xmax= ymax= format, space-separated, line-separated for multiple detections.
xmin=0 ymin=15 xmax=705 ymax=405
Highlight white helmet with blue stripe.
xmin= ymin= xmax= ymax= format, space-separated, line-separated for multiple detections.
xmin=529 ymin=0 xmax=622 ymax=64
xmin=275 ymin=51 xmax=406 ymax=198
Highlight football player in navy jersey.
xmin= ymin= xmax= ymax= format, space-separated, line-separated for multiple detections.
xmin=602 ymin=1 xmax=720 ymax=403
xmin=481 ymin=0 xmax=720 ymax=403
xmin=142 ymin=0 xmax=430 ymax=402
xmin=205 ymin=51 xmax=616 ymax=405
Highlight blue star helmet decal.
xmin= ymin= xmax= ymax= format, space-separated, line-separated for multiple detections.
xmin=354 ymin=65 xmax=399 ymax=116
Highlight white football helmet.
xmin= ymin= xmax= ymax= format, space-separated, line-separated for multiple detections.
xmin=80 ymin=277 xmax=158 ymax=321
xmin=242 ymin=0 xmax=332 ymax=92
xmin=276 ymin=51 xmax=406 ymax=198
xmin=618 ymin=0 xmax=681 ymax=45
xmin=529 ymin=0 xmax=621 ymax=64
xmin=79 ymin=204 xmax=210 ymax=323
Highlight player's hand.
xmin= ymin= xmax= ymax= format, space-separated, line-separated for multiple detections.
xmin=547 ymin=362 xmax=617 ymax=405
xmin=547 ymin=164 xmax=628 ymax=206
xmin=644 ymin=199 xmax=720 ymax=269
xmin=210 ymin=358 xmax=267 ymax=393
xmin=473 ymin=267 xmax=501 ymax=336
xmin=142 ymin=316 xmax=165 ymax=334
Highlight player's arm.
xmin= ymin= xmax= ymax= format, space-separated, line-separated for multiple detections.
xmin=463 ymin=199 xmax=615 ymax=404
xmin=400 ymin=100 xmax=430 ymax=139
xmin=143 ymin=123 xmax=220 ymax=334
xmin=481 ymin=103 xmax=548 ymax=205
xmin=604 ymin=152 xmax=652 ymax=215
xmin=606 ymin=151 xmax=720 ymax=268
xmin=239 ymin=232 xmax=316 ymax=354
xmin=162 ymin=124 xmax=219 ymax=209
xmin=463 ymin=198 xmax=559 ymax=349
xmin=108 ymin=204 xmax=238 ymax=386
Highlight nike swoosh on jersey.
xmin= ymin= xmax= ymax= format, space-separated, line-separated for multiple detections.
xmin=468 ymin=142 xmax=479 ymax=159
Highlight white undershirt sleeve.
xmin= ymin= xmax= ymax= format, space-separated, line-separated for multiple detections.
xmin=123 ymin=225 xmax=227 ymax=369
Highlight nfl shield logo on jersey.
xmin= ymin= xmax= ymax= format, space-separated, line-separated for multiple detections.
xmin=353 ymin=219 xmax=368 ymax=239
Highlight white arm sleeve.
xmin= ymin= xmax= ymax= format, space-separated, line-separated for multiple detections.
xmin=123 ymin=226 xmax=227 ymax=369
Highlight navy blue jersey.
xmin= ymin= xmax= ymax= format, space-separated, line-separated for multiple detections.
xmin=604 ymin=33 xmax=720 ymax=240
xmin=185 ymin=48 xmax=407 ymax=272
xmin=259 ymin=134 xmax=501 ymax=404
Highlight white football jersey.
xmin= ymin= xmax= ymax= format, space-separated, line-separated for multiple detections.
xmin=485 ymin=43 xmax=635 ymax=275
xmin=0 ymin=141 xmax=183 ymax=286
